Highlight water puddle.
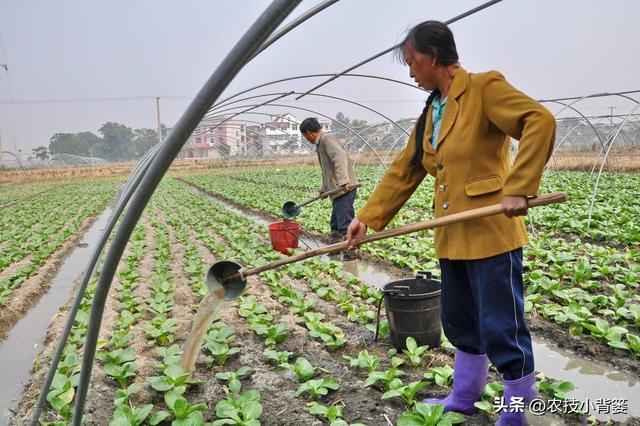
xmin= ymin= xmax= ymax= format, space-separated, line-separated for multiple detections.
xmin=532 ymin=336 xmax=640 ymax=422
xmin=186 ymin=181 xmax=640 ymax=422
xmin=0 ymin=206 xmax=113 ymax=419
xmin=341 ymin=259 xmax=402 ymax=289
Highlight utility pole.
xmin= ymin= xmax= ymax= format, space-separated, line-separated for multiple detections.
xmin=156 ymin=97 xmax=162 ymax=145
xmin=0 ymin=64 xmax=6 ymax=161
xmin=610 ymin=106 xmax=615 ymax=125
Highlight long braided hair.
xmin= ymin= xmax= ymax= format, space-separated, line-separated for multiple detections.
xmin=396 ymin=21 xmax=459 ymax=168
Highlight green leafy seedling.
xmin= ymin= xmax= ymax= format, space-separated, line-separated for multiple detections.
xmin=263 ymin=349 xmax=294 ymax=366
xmin=104 ymin=361 xmax=137 ymax=388
xmin=397 ymin=402 xmax=465 ymax=426
xmin=97 ymin=347 xmax=136 ymax=366
xmin=110 ymin=403 xmax=153 ymax=426
xmin=147 ymin=364 xmax=201 ymax=393
xmin=473 ymin=382 xmax=504 ymax=414
xmin=308 ymin=402 xmax=343 ymax=423
xmin=283 ymin=357 xmax=316 ymax=382
xmin=536 ymin=374 xmax=575 ymax=399
xmin=364 ymin=367 xmax=404 ymax=391
xmin=382 ymin=380 xmax=429 ymax=407
xmin=142 ymin=316 xmax=178 ymax=346
xmin=150 ymin=390 xmax=208 ymax=425
xmin=343 ymin=350 xmax=380 ymax=372
xmin=403 ymin=337 xmax=429 ymax=368
xmin=211 ymin=389 xmax=262 ymax=426
xmin=216 ymin=366 xmax=252 ymax=394
xmin=205 ymin=341 xmax=241 ymax=367
xmin=424 ymin=365 xmax=454 ymax=387
xmin=264 ymin=322 xmax=289 ymax=347
xmin=46 ymin=372 xmax=79 ymax=420
xmin=295 ymin=378 xmax=341 ymax=400
xmin=156 ymin=344 xmax=182 ymax=368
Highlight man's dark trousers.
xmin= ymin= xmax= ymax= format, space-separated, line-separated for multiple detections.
xmin=330 ymin=188 xmax=357 ymax=236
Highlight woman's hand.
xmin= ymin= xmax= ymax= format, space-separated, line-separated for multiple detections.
xmin=502 ymin=195 xmax=528 ymax=218
xmin=346 ymin=218 xmax=367 ymax=248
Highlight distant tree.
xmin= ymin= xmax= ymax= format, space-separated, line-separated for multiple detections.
xmin=334 ymin=112 xmax=368 ymax=141
xmin=32 ymin=145 xmax=49 ymax=161
xmin=49 ymin=131 xmax=101 ymax=156
xmin=94 ymin=122 xmax=134 ymax=160
xmin=131 ymin=128 xmax=158 ymax=158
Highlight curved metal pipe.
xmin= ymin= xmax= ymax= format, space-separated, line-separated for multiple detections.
xmin=210 ymin=72 xmax=424 ymax=110
xmin=203 ymin=102 xmax=388 ymax=167
xmin=295 ymin=0 xmax=503 ymax=100
xmin=249 ymin=0 xmax=340 ymax=61
xmin=587 ymin=103 xmax=640 ymax=227
xmin=29 ymin=143 xmax=159 ymax=425
xmin=70 ymin=2 xmax=301 ymax=423
xmin=205 ymin=91 xmax=410 ymax=137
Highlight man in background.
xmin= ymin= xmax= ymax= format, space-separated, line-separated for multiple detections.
xmin=300 ymin=117 xmax=359 ymax=260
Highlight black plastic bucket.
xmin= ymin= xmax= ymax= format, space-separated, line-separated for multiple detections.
xmin=376 ymin=271 xmax=442 ymax=350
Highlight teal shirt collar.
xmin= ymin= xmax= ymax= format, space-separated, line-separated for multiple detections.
xmin=430 ymin=95 xmax=447 ymax=149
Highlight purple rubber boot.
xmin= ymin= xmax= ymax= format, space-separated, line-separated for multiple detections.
xmin=423 ymin=349 xmax=489 ymax=414
xmin=496 ymin=372 xmax=538 ymax=426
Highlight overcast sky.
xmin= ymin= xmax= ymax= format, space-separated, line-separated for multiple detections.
xmin=1 ymin=0 xmax=639 ymax=153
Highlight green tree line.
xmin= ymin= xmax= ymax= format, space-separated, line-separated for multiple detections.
xmin=46 ymin=122 xmax=166 ymax=161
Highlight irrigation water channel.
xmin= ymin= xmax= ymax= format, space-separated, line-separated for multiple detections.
xmin=0 ymin=184 xmax=637 ymax=425
xmin=191 ymin=184 xmax=640 ymax=425
xmin=0 ymin=205 xmax=113 ymax=424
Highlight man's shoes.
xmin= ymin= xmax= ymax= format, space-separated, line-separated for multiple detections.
xmin=329 ymin=231 xmax=344 ymax=244
xmin=341 ymin=249 xmax=358 ymax=261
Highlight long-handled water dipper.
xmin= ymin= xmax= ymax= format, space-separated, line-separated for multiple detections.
xmin=281 ymin=183 xmax=362 ymax=220
xmin=209 ymin=192 xmax=568 ymax=298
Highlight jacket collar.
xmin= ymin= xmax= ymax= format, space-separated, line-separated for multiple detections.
xmin=434 ymin=67 xmax=468 ymax=148
xmin=315 ymin=131 xmax=326 ymax=148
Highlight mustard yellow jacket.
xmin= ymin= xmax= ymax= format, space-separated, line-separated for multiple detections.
xmin=357 ymin=68 xmax=556 ymax=260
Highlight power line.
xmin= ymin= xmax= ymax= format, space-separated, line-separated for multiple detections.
xmin=0 ymin=95 xmax=192 ymax=104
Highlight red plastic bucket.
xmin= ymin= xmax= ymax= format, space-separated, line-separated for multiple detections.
xmin=268 ymin=220 xmax=300 ymax=255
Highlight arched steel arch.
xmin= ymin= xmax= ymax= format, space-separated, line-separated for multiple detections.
xmin=201 ymin=101 xmax=388 ymax=167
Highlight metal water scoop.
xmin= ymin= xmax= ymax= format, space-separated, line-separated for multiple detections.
xmin=208 ymin=192 xmax=568 ymax=297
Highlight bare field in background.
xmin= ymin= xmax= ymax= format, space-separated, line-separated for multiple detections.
xmin=1 ymin=148 xmax=638 ymax=184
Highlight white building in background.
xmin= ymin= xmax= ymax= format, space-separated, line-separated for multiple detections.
xmin=182 ymin=113 xmax=333 ymax=159
xmin=185 ymin=117 xmax=247 ymax=159
xmin=319 ymin=118 xmax=332 ymax=132
xmin=264 ymin=113 xmax=301 ymax=154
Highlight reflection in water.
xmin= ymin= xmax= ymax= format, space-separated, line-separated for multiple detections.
xmin=533 ymin=336 xmax=639 ymax=421
xmin=341 ymin=259 xmax=401 ymax=289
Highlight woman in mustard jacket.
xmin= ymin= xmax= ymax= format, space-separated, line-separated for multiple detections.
xmin=347 ymin=21 xmax=555 ymax=426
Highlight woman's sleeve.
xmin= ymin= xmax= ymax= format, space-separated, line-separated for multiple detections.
xmin=482 ymin=71 xmax=556 ymax=196
xmin=357 ymin=127 xmax=428 ymax=231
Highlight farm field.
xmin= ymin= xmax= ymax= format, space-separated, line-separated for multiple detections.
xmin=0 ymin=178 xmax=120 ymax=341
xmin=178 ymin=168 xmax=640 ymax=363
xmin=1 ymin=170 xmax=638 ymax=426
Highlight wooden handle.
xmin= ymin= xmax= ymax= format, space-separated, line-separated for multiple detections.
xmin=296 ymin=183 xmax=363 ymax=208
xmin=227 ymin=192 xmax=567 ymax=282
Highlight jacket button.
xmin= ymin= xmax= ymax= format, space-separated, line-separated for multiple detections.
xmin=439 ymin=184 xmax=446 ymax=192
xmin=437 ymin=164 xmax=444 ymax=171
xmin=443 ymin=202 xmax=449 ymax=210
